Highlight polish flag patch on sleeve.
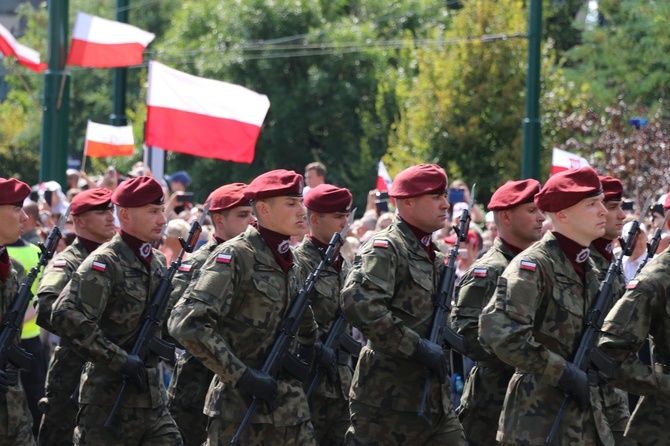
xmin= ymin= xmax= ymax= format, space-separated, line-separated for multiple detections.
xmin=91 ymin=261 xmax=106 ymax=272
xmin=373 ymin=239 xmax=389 ymax=249
xmin=53 ymin=259 xmax=67 ymax=268
xmin=473 ymin=268 xmax=487 ymax=278
xmin=519 ymin=260 xmax=537 ymax=272
xmin=216 ymin=253 xmax=232 ymax=264
xmin=626 ymin=280 xmax=639 ymax=289
xmin=178 ymin=263 xmax=192 ymax=272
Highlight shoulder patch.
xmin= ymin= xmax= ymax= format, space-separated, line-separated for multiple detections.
xmin=53 ymin=259 xmax=67 ymax=268
xmin=373 ymin=239 xmax=389 ymax=249
xmin=91 ymin=261 xmax=107 ymax=272
xmin=216 ymin=253 xmax=232 ymax=264
xmin=519 ymin=260 xmax=537 ymax=272
xmin=473 ymin=268 xmax=488 ymax=278
xmin=626 ymin=280 xmax=638 ymax=289
xmin=178 ymin=263 xmax=192 ymax=272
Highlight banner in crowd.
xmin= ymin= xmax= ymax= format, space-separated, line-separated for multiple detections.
xmin=66 ymin=12 xmax=155 ymax=68
xmin=0 ymin=23 xmax=46 ymax=72
xmin=145 ymin=61 xmax=271 ymax=164
xmin=84 ymin=120 xmax=134 ymax=157
xmin=377 ymin=160 xmax=393 ymax=191
xmin=551 ymin=147 xmax=590 ymax=175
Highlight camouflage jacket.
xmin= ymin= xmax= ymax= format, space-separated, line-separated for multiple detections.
xmin=479 ymin=232 xmax=613 ymax=446
xmin=598 ymin=249 xmax=670 ymax=445
xmin=167 ymin=225 xmax=317 ymax=426
xmin=36 ymin=238 xmax=90 ymax=333
xmin=50 ymin=233 xmax=168 ymax=408
xmin=0 ymin=258 xmax=34 ymax=439
xmin=340 ymin=216 xmax=450 ymax=414
xmin=167 ymin=238 xmax=219 ymax=313
xmin=293 ymin=237 xmax=352 ymax=400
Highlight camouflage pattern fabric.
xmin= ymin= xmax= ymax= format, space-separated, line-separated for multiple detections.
xmin=340 ymin=217 xmax=465 ymax=445
xmin=0 ymin=258 xmax=36 ymax=445
xmin=35 ymin=239 xmax=90 ymax=445
xmin=50 ymin=234 xmax=181 ymax=443
xmin=293 ymin=237 xmax=351 ymax=445
xmin=598 ymin=248 xmax=670 ymax=446
xmin=479 ymin=232 xmax=614 ymax=446
xmin=205 ymin=417 xmax=316 ymax=446
xmin=167 ymin=225 xmax=317 ymax=440
xmin=166 ymin=238 xmax=219 ymax=446
xmin=450 ymin=237 xmax=516 ymax=446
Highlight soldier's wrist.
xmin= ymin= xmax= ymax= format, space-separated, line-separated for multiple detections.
xmin=108 ymin=349 xmax=128 ymax=373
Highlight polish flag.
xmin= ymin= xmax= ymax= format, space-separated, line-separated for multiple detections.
xmin=84 ymin=120 xmax=134 ymax=157
xmin=145 ymin=61 xmax=270 ymax=164
xmin=376 ymin=160 xmax=393 ymax=191
xmin=551 ymin=147 xmax=590 ymax=175
xmin=66 ymin=12 xmax=155 ymax=68
xmin=0 ymin=23 xmax=46 ymax=72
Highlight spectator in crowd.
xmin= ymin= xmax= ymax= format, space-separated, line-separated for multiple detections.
xmin=21 ymin=201 xmax=42 ymax=246
xmin=39 ymin=181 xmax=69 ymax=218
xmin=161 ymin=219 xmax=191 ymax=264
xmin=449 ymin=179 xmax=484 ymax=224
xmin=165 ymin=171 xmax=193 ymax=215
xmin=303 ymin=161 xmax=327 ymax=196
xmin=621 ymin=220 xmax=648 ymax=283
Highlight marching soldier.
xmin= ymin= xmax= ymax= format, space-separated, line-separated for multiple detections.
xmin=36 ymin=187 xmax=116 ymax=445
xmin=0 ymin=177 xmax=37 ymax=445
xmin=480 ymin=166 xmax=613 ymax=445
xmin=340 ymin=164 xmax=466 ymax=445
xmin=168 ymin=169 xmax=318 ymax=445
xmin=450 ymin=179 xmax=544 ymax=445
xmin=167 ymin=182 xmax=254 ymax=446
xmin=294 ymin=184 xmax=354 ymax=445
xmin=51 ymin=176 xmax=183 ymax=445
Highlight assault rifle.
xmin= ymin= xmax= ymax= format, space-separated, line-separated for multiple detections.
xmin=635 ymin=207 xmax=669 ymax=277
xmin=545 ymin=207 xmax=646 ymax=445
xmin=105 ymin=203 xmax=209 ymax=438
xmin=0 ymin=207 xmax=70 ymax=384
xmin=417 ymin=185 xmax=473 ymax=426
xmin=231 ymin=211 xmax=356 ymax=446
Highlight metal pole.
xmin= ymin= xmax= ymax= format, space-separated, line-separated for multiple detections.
xmin=39 ymin=0 xmax=69 ymax=188
xmin=521 ymin=0 xmax=542 ymax=180
xmin=109 ymin=0 xmax=128 ymax=126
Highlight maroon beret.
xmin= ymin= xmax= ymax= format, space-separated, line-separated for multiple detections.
xmin=599 ymin=176 xmax=623 ymax=202
xmin=0 ymin=178 xmax=31 ymax=205
xmin=535 ymin=166 xmax=602 ymax=212
xmin=112 ymin=176 xmax=164 ymax=208
xmin=389 ymin=164 xmax=448 ymax=199
xmin=304 ymin=184 xmax=353 ymax=213
xmin=244 ymin=169 xmax=304 ymax=201
xmin=70 ymin=188 xmax=113 ymax=216
xmin=207 ymin=183 xmax=250 ymax=212
xmin=488 ymin=179 xmax=541 ymax=211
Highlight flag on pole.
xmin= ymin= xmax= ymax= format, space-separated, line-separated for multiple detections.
xmin=376 ymin=160 xmax=393 ymax=191
xmin=0 ymin=23 xmax=46 ymax=72
xmin=84 ymin=120 xmax=134 ymax=157
xmin=145 ymin=61 xmax=270 ymax=164
xmin=66 ymin=12 xmax=155 ymax=68
xmin=551 ymin=147 xmax=590 ymax=175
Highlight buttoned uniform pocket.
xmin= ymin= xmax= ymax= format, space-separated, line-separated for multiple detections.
xmin=390 ymin=255 xmax=435 ymax=327
xmin=537 ymin=275 xmax=586 ymax=357
xmin=107 ymin=273 xmax=147 ymax=329
xmin=230 ymin=272 xmax=282 ymax=332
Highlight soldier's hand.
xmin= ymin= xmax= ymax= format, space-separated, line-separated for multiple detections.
xmin=237 ymin=368 xmax=278 ymax=403
xmin=0 ymin=369 xmax=10 ymax=393
xmin=316 ymin=343 xmax=338 ymax=383
xmin=412 ymin=338 xmax=448 ymax=384
xmin=558 ymin=361 xmax=589 ymax=410
xmin=121 ymin=354 xmax=148 ymax=393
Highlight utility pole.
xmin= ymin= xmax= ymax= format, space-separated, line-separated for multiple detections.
xmin=521 ymin=0 xmax=542 ymax=180
xmin=39 ymin=0 xmax=69 ymax=187
xmin=109 ymin=0 xmax=128 ymax=126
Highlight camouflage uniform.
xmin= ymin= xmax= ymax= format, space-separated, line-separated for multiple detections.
xmin=450 ymin=237 xmax=516 ymax=446
xmin=50 ymin=234 xmax=182 ymax=445
xmin=35 ymin=238 xmax=91 ymax=445
xmin=166 ymin=238 xmax=219 ymax=446
xmin=598 ymin=248 xmax=670 ymax=446
xmin=293 ymin=237 xmax=352 ymax=446
xmin=479 ymin=232 xmax=614 ymax=446
xmin=340 ymin=217 xmax=466 ymax=445
xmin=168 ymin=225 xmax=318 ymax=446
xmin=0 ymin=258 xmax=36 ymax=445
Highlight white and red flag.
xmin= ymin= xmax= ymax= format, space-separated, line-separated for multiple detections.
xmin=376 ymin=160 xmax=393 ymax=191
xmin=145 ymin=61 xmax=270 ymax=163
xmin=551 ymin=147 xmax=590 ymax=175
xmin=84 ymin=120 xmax=134 ymax=157
xmin=66 ymin=12 xmax=155 ymax=68
xmin=0 ymin=23 xmax=46 ymax=72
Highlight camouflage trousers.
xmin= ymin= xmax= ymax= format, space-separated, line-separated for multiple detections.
xmin=0 ymin=392 xmax=36 ymax=446
xmin=601 ymin=386 xmax=635 ymax=446
xmin=167 ymin=352 xmax=213 ymax=446
xmin=623 ymin=392 xmax=670 ymax=446
xmin=73 ymin=403 xmax=183 ymax=445
xmin=38 ymin=343 xmax=86 ymax=446
xmin=345 ymin=399 xmax=466 ymax=446
xmin=309 ymin=393 xmax=349 ymax=446
xmin=205 ymin=418 xmax=316 ymax=446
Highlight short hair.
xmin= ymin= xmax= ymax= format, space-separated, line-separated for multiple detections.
xmin=23 ymin=201 xmax=39 ymax=220
xmin=165 ymin=219 xmax=190 ymax=239
xmin=305 ymin=162 xmax=327 ymax=178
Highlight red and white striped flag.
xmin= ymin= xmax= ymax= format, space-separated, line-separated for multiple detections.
xmin=145 ymin=61 xmax=270 ymax=164
xmin=551 ymin=147 xmax=590 ymax=176
xmin=66 ymin=12 xmax=155 ymax=68
xmin=84 ymin=120 xmax=134 ymax=158
xmin=376 ymin=160 xmax=393 ymax=191
xmin=0 ymin=23 xmax=46 ymax=72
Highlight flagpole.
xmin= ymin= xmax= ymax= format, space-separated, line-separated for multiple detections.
xmin=9 ymin=65 xmax=36 ymax=102
xmin=56 ymin=70 xmax=67 ymax=110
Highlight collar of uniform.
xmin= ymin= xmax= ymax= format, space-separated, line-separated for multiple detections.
xmin=78 ymin=236 xmax=104 ymax=255
xmin=245 ymin=225 xmax=289 ymax=273
xmin=394 ymin=217 xmax=434 ymax=262
xmin=306 ymin=235 xmax=342 ymax=273
xmin=498 ymin=237 xmax=525 ymax=257
xmin=591 ymin=237 xmax=614 ymax=263
xmin=552 ymin=231 xmax=589 ymax=282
